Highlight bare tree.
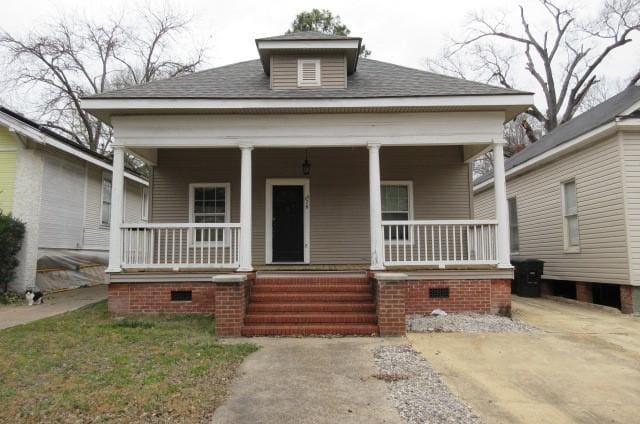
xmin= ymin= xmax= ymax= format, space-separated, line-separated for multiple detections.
xmin=429 ymin=0 xmax=640 ymax=134
xmin=0 ymin=5 xmax=206 ymax=153
xmin=473 ymin=114 xmax=544 ymax=177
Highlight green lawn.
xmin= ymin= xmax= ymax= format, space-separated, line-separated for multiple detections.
xmin=0 ymin=302 xmax=257 ymax=423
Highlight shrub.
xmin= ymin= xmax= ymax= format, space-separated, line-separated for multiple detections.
xmin=0 ymin=212 xmax=26 ymax=293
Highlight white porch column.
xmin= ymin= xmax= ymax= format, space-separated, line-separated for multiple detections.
xmin=238 ymin=145 xmax=253 ymax=272
xmin=107 ymin=146 xmax=125 ymax=272
xmin=493 ymin=141 xmax=511 ymax=268
xmin=368 ymin=143 xmax=385 ymax=270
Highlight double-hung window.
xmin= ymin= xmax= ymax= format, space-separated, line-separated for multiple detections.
xmin=100 ymin=174 xmax=112 ymax=226
xmin=189 ymin=183 xmax=230 ymax=244
xmin=508 ymin=197 xmax=519 ymax=253
xmin=562 ymin=180 xmax=580 ymax=251
xmin=381 ymin=181 xmax=413 ymax=241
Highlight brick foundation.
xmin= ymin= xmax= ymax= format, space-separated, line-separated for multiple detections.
xmin=575 ymin=282 xmax=593 ymax=303
xmin=107 ymin=273 xmax=255 ymax=337
xmin=214 ymin=278 xmax=252 ymax=337
xmin=620 ymin=286 xmax=639 ymax=314
xmin=375 ymin=279 xmax=407 ymax=336
xmin=108 ymin=282 xmax=216 ymax=315
xmin=374 ymin=275 xmax=512 ymax=336
xmin=490 ymin=279 xmax=512 ymax=315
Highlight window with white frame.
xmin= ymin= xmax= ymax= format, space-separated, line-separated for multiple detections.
xmin=189 ymin=183 xmax=230 ymax=243
xmin=508 ymin=197 xmax=519 ymax=253
xmin=381 ymin=181 xmax=413 ymax=241
xmin=562 ymin=180 xmax=580 ymax=250
xmin=297 ymin=59 xmax=321 ymax=87
xmin=141 ymin=187 xmax=149 ymax=221
xmin=100 ymin=175 xmax=112 ymax=226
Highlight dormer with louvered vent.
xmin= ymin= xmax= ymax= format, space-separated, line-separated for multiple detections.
xmin=297 ymin=59 xmax=321 ymax=87
xmin=255 ymin=32 xmax=361 ymax=91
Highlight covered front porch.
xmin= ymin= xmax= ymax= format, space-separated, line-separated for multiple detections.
xmin=108 ymin=144 xmax=511 ymax=273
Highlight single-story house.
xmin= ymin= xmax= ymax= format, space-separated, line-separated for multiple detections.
xmin=0 ymin=107 xmax=148 ymax=292
xmin=81 ymin=31 xmax=534 ymax=336
xmin=474 ymin=85 xmax=640 ymax=314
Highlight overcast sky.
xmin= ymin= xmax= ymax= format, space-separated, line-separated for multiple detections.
xmin=1 ymin=0 xmax=638 ymax=115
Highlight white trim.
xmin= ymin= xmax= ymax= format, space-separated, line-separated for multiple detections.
xmin=256 ymin=39 xmax=360 ymax=51
xmin=188 ymin=182 xmax=231 ymax=247
xmin=265 ymin=178 xmax=310 ymax=264
xmin=381 ymin=181 xmax=414 ymax=244
xmin=82 ymin=94 xmax=534 ymax=112
xmin=297 ymin=58 xmax=321 ymax=87
xmin=621 ymin=98 xmax=640 ymax=116
xmin=0 ymin=111 xmax=147 ymax=186
xmin=474 ymin=121 xmax=619 ymax=192
xmin=100 ymin=172 xmax=112 ymax=227
xmin=141 ymin=186 xmax=149 ymax=221
xmin=561 ymin=179 xmax=580 ymax=253
xmin=507 ymin=196 xmax=520 ymax=254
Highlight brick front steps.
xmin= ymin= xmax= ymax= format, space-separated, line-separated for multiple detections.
xmin=241 ymin=273 xmax=379 ymax=336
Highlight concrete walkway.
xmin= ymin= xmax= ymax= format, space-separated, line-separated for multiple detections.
xmin=410 ymin=296 xmax=640 ymax=424
xmin=212 ymin=337 xmax=403 ymax=424
xmin=0 ymin=285 xmax=107 ymax=330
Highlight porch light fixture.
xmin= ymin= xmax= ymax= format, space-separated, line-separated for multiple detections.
xmin=302 ymin=150 xmax=311 ymax=175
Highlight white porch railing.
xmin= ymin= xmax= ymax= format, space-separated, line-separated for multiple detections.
xmin=381 ymin=220 xmax=498 ymax=266
xmin=121 ymin=223 xmax=241 ymax=268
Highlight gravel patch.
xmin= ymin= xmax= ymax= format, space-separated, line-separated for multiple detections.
xmin=374 ymin=345 xmax=480 ymax=424
xmin=406 ymin=313 xmax=537 ymax=333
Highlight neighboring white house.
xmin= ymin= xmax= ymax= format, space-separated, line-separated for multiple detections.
xmin=474 ymin=86 xmax=640 ymax=314
xmin=0 ymin=107 xmax=148 ymax=292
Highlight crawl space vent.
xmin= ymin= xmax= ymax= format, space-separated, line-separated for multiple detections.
xmin=171 ymin=290 xmax=192 ymax=301
xmin=429 ymin=288 xmax=450 ymax=298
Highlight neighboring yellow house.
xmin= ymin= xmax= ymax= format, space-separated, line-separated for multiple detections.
xmin=0 ymin=106 xmax=148 ymax=293
xmin=0 ymin=126 xmax=17 ymax=213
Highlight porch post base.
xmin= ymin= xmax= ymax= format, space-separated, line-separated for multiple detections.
xmin=213 ymin=273 xmax=253 ymax=337
xmin=373 ymin=272 xmax=408 ymax=336
xmin=236 ymin=266 xmax=254 ymax=272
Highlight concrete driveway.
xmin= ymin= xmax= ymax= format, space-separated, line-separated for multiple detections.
xmin=410 ymin=296 xmax=640 ymax=424
xmin=0 ymin=285 xmax=107 ymax=330
xmin=212 ymin=337 xmax=403 ymax=424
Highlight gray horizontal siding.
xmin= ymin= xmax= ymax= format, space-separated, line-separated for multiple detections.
xmin=271 ymin=54 xmax=346 ymax=90
xmin=152 ymin=146 xmax=471 ymax=265
xmin=474 ymin=135 xmax=629 ymax=284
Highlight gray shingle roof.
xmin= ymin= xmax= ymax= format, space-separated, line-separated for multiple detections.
xmin=90 ymin=58 xmax=528 ymax=100
xmin=475 ymin=85 xmax=640 ymax=186
xmin=257 ymin=31 xmax=359 ymax=41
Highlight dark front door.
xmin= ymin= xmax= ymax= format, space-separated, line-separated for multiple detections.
xmin=272 ymin=185 xmax=304 ymax=262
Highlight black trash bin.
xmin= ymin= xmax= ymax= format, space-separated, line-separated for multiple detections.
xmin=511 ymin=259 xmax=544 ymax=297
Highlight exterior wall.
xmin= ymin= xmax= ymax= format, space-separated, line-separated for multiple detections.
xmin=38 ymin=152 xmax=85 ymax=249
xmin=108 ymin=282 xmax=216 ymax=315
xmin=475 ymin=135 xmax=629 ymax=285
xmin=406 ymin=279 xmax=510 ymax=315
xmin=620 ymin=130 xmax=640 ymax=287
xmin=11 ymin=147 xmax=45 ymax=292
xmin=0 ymin=127 xmax=17 ymax=213
xmin=152 ymin=146 xmax=472 ymax=265
xmin=271 ymin=54 xmax=346 ymax=90
xmin=375 ymin=276 xmax=512 ymax=336
xmin=83 ymin=165 xmax=110 ymax=250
